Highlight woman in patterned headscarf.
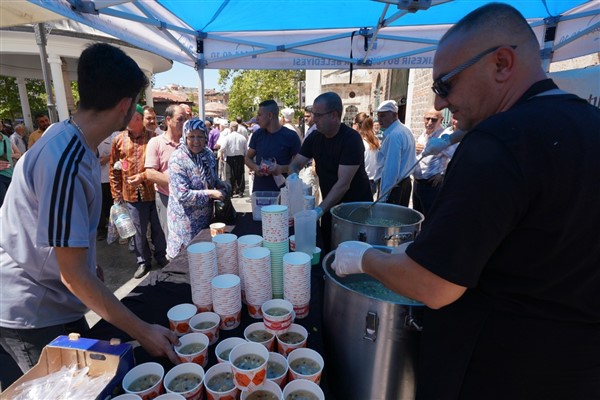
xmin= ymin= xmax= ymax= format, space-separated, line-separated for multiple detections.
xmin=167 ymin=118 xmax=231 ymax=258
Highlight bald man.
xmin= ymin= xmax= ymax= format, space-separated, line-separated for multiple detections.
xmin=412 ymin=108 xmax=455 ymax=216
xmin=332 ymin=4 xmax=600 ymax=399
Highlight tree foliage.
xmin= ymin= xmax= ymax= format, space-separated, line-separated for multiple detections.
xmin=0 ymin=76 xmax=48 ymax=122
xmin=218 ymin=70 xmax=305 ymax=121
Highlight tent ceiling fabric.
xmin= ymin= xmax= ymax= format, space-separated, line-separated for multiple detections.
xmin=26 ymin=0 xmax=600 ymax=70
xmin=0 ymin=1 xmax=63 ymax=28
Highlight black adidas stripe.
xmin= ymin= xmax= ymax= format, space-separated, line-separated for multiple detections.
xmin=48 ymin=136 xmax=84 ymax=246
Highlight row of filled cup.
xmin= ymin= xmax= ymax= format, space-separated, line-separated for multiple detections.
xmin=118 ymin=347 xmax=324 ymax=399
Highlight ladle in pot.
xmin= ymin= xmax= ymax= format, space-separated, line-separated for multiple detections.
xmin=347 ymin=155 xmax=424 ymax=221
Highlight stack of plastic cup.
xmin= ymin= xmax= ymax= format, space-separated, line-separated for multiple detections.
xmin=237 ymin=234 xmax=264 ymax=302
xmin=261 ymin=205 xmax=290 ymax=299
xmin=187 ymin=242 xmax=218 ymax=312
xmin=242 ymin=247 xmax=273 ymax=319
xmin=211 ymin=274 xmax=242 ymax=330
xmin=278 ymin=187 xmax=293 ymax=226
xmin=212 ymin=233 xmax=238 ymax=275
xmin=303 ymin=195 xmax=315 ymax=210
xmin=283 ymin=252 xmax=312 ymax=319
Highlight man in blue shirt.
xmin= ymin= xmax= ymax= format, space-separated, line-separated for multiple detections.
xmin=245 ymin=100 xmax=301 ymax=192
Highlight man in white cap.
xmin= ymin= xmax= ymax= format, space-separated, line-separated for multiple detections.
xmin=281 ymin=107 xmax=303 ymax=142
xmin=376 ymin=99 xmax=416 ymax=206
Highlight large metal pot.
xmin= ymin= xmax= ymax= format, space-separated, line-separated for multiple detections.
xmin=322 ymin=247 xmax=424 ymax=400
xmin=330 ymin=202 xmax=424 ymax=248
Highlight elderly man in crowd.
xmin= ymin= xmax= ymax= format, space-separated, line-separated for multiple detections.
xmin=218 ymin=121 xmax=248 ymax=198
xmin=333 ymin=4 xmax=600 ymax=399
xmin=412 ymin=109 xmax=457 ymax=216
xmin=10 ymin=124 xmax=27 ymax=155
xmin=110 ymin=105 xmax=168 ymax=279
xmin=145 ymin=104 xmax=185 ymax=239
xmin=376 ymin=99 xmax=416 ymax=206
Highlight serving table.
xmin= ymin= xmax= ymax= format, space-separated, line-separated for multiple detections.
xmin=85 ymin=211 xmax=336 ymax=398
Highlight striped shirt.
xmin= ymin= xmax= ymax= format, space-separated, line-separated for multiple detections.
xmin=0 ymin=120 xmax=100 ymax=328
xmin=109 ymin=129 xmax=156 ymax=202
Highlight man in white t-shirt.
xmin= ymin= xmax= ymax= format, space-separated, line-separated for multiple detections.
xmin=0 ymin=43 xmax=179 ymax=374
xmin=218 ymin=121 xmax=248 ymax=197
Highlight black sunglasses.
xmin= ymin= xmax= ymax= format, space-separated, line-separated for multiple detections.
xmin=431 ymin=45 xmax=517 ymax=98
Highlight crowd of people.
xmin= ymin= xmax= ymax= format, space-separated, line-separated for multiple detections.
xmin=1 ymin=4 xmax=599 ymax=398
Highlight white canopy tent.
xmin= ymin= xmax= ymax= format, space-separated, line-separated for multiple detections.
xmin=24 ymin=0 xmax=600 ymax=116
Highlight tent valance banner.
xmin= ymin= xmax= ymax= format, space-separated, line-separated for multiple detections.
xmin=26 ymin=0 xmax=600 ymax=71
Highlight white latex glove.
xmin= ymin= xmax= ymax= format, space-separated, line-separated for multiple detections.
xmin=331 ymin=241 xmax=372 ymax=277
xmin=423 ymin=134 xmax=451 ymax=156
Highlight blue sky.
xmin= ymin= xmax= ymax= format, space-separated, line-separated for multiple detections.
xmin=153 ymin=61 xmax=229 ymax=90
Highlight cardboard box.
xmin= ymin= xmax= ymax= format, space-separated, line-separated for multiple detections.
xmin=1 ymin=334 xmax=134 ymax=400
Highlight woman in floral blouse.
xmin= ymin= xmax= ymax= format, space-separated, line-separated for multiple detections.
xmin=167 ymin=118 xmax=230 ymax=258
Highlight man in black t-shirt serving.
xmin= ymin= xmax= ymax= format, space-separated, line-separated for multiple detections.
xmin=288 ymin=92 xmax=371 ymax=253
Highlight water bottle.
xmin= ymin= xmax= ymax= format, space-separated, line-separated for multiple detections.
xmin=294 ymin=209 xmax=317 ymax=257
xmin=286 ymin=174 xmax=304 ymax=224
xmin=110 ymin=203 xmax=136 ymax=239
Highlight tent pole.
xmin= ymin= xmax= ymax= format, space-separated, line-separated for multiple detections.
xmin=197 ymin=67 xmax=205 ymax=120
xmin=33 ymin=23 xmax=58 ymax=123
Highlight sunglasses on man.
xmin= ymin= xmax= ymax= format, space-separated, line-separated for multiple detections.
xmin=431 ymin=45 xmax=517 ymax=98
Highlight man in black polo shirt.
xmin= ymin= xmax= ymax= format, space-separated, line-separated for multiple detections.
xmin=332 ymin=3 xmax=600 ymax=399
xmin=289 ymin=92 xmax=371 ymax=253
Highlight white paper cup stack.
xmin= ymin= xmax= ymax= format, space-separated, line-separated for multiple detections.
xmin=212 ymin=233 xmax=238 ymax=276
xmin=211 ymin=274 xmax=242 ymax=330
xmin=283 ymin=252 xmax=312 ymax=319
xmin=261 ymin=205 xmax=289 ymax=242
xmin=242 ymin=247 xmax=273 ymax=319
xmin=187 ymin=242 xmax=218 ymax=312
xmin=261 ymin=205 xmax=290 ymax=299
xmin=237 ymin=234 xmax=264 ymax=302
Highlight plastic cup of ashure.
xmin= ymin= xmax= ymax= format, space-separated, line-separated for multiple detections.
xmin=282 ymin=379 xmax=325 ymax=400
xmin=167 ymin=303 xmax=198 ymax=336
xmin=189 ymin=312 xmax=220 ymax=346
xmin=240 ymin=379 xmax=283 ymax=400
xmin=266 ymin=351 xmax=289 ymax=389
xmin=122 ymin=362 xmax=165 ymax=399
xmin=215 ymin=337 xmax=247 ymax=364
xmin=229 ymin=341 xmax=269 ymax=391
xmin=210 ymin=222 xmax=226 ymax=237
xmin=287 ymin=348 xmax=324 ymax=385
xmin=261 ymin=299 xmax=295 ymax=335
xmin=111 ymin=395 xmax=143 ymax=400
xmin=204 ymin=362 xmax=240 ymax=400
xmin=174 ymin=332 xmax=210 ymax=367
xmin=244 ymin=322 xmax=276 ymax=352
xmin=276 ymin=323 xmax=308 ymax=357
xmin=163 ymin=362 xmax=205 ymax=400
xmin=155 ymin=394 xmax=186 ymax=400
